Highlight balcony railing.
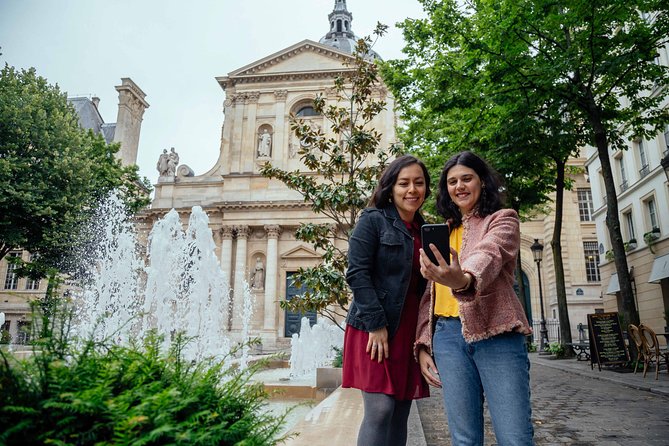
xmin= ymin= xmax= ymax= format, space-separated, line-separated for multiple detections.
xmin=639 ymin=164 xmax=650 ymax=178
xmin=620 ymin=180 xmax=629 ymax=192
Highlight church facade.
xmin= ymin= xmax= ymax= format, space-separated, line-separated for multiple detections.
xmin=143 ymin=1 xmax=395 ymax=350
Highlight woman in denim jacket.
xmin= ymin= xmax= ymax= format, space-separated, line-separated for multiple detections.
xmin=416 ymin=151 xmax=534 ymax=446
xmin=343 ymin=155 xmax=431 ymax=446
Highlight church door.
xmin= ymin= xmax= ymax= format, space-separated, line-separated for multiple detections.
xmin=284 ymin=272 xmax=317 ymax=337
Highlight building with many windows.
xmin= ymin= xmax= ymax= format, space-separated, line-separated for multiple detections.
xmin=585 ymin=121 xmax=669 ymax=335
xmin=583 ymin=16 xmax=669 ymax=337
xmin=519 ymin=154 xmax=605 ymax=342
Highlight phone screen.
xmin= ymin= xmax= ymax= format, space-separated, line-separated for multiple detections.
xmin=421 ymin=224 xmax=450 ymax=265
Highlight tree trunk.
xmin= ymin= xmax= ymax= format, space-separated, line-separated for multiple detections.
xmin=585 ymin=99 xmax=639 ymax=326
xmin=551 ymin=159 xmax=574 ymax=356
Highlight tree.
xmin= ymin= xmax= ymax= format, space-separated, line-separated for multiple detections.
xmin=0 ymin=63 xmax=150 ymax=278
xmin=381 ymin=8 xmax=565 ymax=334
xmin=260 ymin=24 xmax=400 ymax=324
xmin=384 ymin=0 xmax=669 ymax=332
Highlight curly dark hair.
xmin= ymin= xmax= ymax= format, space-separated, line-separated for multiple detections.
xmin=436 ymin=151 xmax=506 ymax=227
xmin=370 ymin=155 xmax=431 ymax=209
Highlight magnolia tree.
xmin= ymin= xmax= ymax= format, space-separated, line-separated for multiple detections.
xmin=261 ymin=24 xmax=401 ymax=325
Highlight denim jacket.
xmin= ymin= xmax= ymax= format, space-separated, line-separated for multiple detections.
xmin=345 ymin=205 xmax=426 ymax=338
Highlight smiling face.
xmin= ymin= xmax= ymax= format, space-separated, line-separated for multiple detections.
xmin=446 ymin=164 xmax=482 ymax=215
xmin=392 ymin=163 xmax=427 ymax=222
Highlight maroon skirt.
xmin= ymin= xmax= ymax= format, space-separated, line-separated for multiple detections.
xmin=341 ymin=285 xmax=429 ymax=401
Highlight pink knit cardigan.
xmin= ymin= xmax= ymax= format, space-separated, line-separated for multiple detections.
xmin=415 ymin=208 xmax=532 ymax=355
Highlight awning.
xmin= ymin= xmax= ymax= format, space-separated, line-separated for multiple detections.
xmin=648 ymin=253 xmax=669 ymax=284
xmin=605 ymin=273 xmax=620 ymax=295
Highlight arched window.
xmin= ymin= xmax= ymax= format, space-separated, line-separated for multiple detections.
xmin=345 ymin=21 xmax=349 ymax=31
xmin=337 ymin=19 xmax=342 ymax=32
xmin=296 ymin=106 xmax=319 ymax=117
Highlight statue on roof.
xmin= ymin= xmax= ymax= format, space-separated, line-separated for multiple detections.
xmin=156 ymin=149 xmax=169 ymax=176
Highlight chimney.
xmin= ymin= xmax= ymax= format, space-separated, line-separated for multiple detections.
xmin=113 ymin=78 xmax=149 ymax=166
xmin=91 ymin=96 xmax=100 ymax=109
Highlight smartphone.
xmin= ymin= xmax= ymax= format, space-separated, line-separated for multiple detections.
xmin=421 ymin=224 xmax=450 ymax=265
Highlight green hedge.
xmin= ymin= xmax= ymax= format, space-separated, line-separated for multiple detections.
xmin=0 ymin=329 xmax=291 ymax=445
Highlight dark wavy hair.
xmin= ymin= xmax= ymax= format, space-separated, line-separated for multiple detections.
xmin=370 ymin=155 xmax=431 ymax=209
xmin=436 ymin=151 xmax=506 ymax=227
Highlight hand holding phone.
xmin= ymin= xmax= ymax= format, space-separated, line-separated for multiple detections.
xmin=421 ymin=224 xmax=450 ymax=265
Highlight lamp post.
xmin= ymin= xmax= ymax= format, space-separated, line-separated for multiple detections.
xmin=530 ymin=238 xmax=550 ymax=353
xmin=661 ymin=152 xmax=669 ymax=182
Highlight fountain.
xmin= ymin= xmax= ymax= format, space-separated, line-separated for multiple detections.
xmin=290 ymin=317 xmax=343 ymax=378
xmin=72 ymin=194 xmax=237 ymax=364
xmin=72 ymin=193 xmax=342 ymax=376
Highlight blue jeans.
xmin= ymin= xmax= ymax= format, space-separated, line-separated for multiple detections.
xmin=432 ymin=317 xmax=534 ymax=446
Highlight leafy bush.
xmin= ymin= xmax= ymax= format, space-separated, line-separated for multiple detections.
xmin=548 ymin=341 xmax=566 ymax=359
xmin=0 ymin=298 xmax=291 ymax=445
xmin=331 ymin=347 xmax=343 ymax=368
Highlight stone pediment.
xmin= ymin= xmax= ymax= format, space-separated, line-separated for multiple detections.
xmin=280 ymin=245 xmax=322 ymax=260
xmin=228 ymin=40 xmax=355 ymax=77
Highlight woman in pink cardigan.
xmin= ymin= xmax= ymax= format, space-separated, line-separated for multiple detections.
xmin=416 ymin=151 xmax=534 ymax=446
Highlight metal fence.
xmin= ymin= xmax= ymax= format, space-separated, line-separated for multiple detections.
xmin=531 ymin=319 xmax=561 ymax=343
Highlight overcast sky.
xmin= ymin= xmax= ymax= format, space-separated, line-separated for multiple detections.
xmin=0 ymin=0 xmax=426 ymax=187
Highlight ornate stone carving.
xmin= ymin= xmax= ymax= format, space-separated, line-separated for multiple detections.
xmin=257 ymin=129 xmax=272 ymax=157
xmin=156 ymin=147 xmax=179 ymax=177
xmin=274 ymin=90 xmax=288 ymax=101
xmin=220 ymin=226 xmax=235 ymax=240
xmin=246 ymin=91 xmax=260 ymax=103
xmin=250 ymin=256 xmax=265 ymax=289
xmin=176 ymin=165 xmax=194 ymax=177
xmin=264 ymin=225 xmax=282 ymax=238
xmin=234 ymin=225 xmax=251 ymax=239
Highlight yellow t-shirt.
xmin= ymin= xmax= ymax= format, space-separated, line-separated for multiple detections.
xmin=434 ymin=225 xmax=463 ymax=317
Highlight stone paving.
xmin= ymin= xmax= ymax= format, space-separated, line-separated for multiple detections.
xmin=416 ymin=354 xmax=669 ymax=445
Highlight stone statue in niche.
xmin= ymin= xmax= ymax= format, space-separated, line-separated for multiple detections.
xmin=250 ymin=256 xmax=265 ymax=289
xmin=156 ymin=149 xmax=169 ymax=176
xmin=258 ymin=129 xmax=272 ymax=157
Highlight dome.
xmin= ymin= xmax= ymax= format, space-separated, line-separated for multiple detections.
xmin=318 ymin=0 xmax=382 ymax=60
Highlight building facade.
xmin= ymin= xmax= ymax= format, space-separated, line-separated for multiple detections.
xmin=145 ymin=1 xmax=394 ymax=351
xmin=584 ymin=36 xmax=669 ymax=339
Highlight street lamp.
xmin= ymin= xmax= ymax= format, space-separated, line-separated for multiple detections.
xmin=530 ymin=238 xmax=550 ymax=353
xmin=661 ymin=151 xmax=669 ymax=182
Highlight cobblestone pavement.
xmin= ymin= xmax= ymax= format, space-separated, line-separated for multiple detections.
xmin=416 ymin=359 xmax=669 ymax=445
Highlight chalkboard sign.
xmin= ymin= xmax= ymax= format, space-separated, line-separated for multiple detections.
xmin=587 ymin=312 xmax=629 ymax=371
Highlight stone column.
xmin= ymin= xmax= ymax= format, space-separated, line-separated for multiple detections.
xmin=274 ymin=90 xmax=288 ymax=163
xmin=263 ymin=225 xmax=282 ymax=330
xmin=231 ymin=225 xmax=251 ymax=329
xmin=231 ymin=94 xmax=246 ymax=173
xmin=219 ymin=226 xmax=234 ymax=284
xmin=244 ymin=91 xmax=260 ymax=172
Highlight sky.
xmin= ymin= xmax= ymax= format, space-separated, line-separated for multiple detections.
xmin=0 ymin=0 xmax=426 ymax=187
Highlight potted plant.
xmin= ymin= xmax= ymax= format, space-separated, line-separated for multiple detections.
xmin=644 ymin=229 xmax=660 ymax=254
xmin=605 ymin=249 xmax=614 ymax=261
xmin=624 ymin=238 xmax=637 ymax=251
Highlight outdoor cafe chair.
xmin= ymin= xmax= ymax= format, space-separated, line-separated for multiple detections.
xmin=627 ymin=324 xmax=645 ymax=374
xmin=638 ymin=324 xmax=669 ymax=380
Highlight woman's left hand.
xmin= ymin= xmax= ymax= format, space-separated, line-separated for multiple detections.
xmin=419 ymin=245 xmax=470 ymax=290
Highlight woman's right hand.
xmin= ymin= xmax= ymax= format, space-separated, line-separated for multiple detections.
xmin=418 ymin=348 xmax=442 ymax=388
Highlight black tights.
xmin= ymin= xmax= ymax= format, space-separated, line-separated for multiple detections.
xmin=357 ymin=391 xmax=412 ymax=446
